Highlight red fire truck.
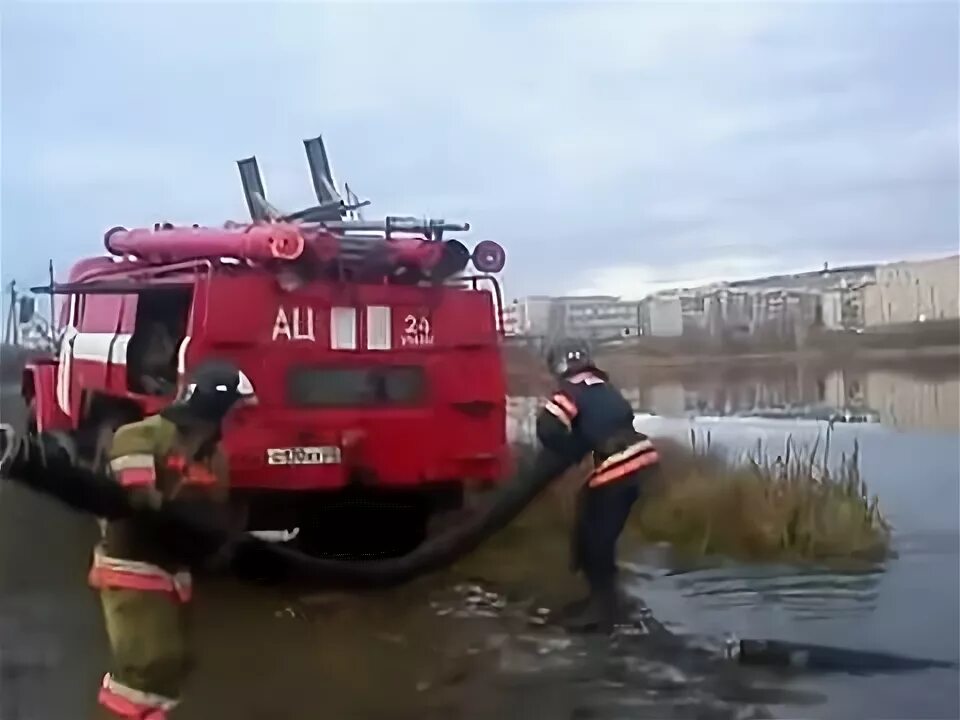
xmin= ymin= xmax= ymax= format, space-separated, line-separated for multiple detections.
xmin=22 ymin=136 xmax=509 ymax=556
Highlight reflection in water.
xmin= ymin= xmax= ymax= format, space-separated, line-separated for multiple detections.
xmin=510 ymin=365 xmax=960 ymax=434
xmin=826 ymin=370 xmax=960 ymax=433
xmin=579 ymin=365 xmax=957 ymax=432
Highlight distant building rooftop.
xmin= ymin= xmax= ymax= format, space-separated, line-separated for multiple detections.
xmin=726 ymin=263 xmax=877 ymax=289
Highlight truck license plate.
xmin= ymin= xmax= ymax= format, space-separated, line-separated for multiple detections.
xmin=266 ymin=446 xmax=341 ymax=465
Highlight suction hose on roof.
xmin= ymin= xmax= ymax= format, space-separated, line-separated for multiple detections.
xmin=2 ymin=427 xmax=956 ymax=675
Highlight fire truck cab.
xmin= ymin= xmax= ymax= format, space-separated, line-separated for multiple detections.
xmin=22 ymin=136 xmax=509 ymax=556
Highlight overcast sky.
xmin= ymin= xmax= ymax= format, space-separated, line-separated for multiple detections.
xmin=2 ymin=1 xmax=957 ymax=303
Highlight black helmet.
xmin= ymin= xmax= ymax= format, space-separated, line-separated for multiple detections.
xmin=546 ymin=338 xmax=592 ymax=378
xmin=161 ymin=359 xmax=256 ymax=427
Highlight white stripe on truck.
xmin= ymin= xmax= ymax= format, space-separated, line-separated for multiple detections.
xmin=72 ymin=332 xmax=130 ymax=364
xmin=366 ymin=306 xmax=392 ymax=350
xmin=330 ymin=307 xmax=357 ymax=350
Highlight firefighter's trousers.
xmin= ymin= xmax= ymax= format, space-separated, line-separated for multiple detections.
xmin=95 ymin=588 xmax=192 ymax=719
xmin=571 ymin=473 xmax=641 ymax=594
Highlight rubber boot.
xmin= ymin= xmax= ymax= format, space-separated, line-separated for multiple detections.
xmin=561 ymin=582 xmax=620 ymax=634
xmin=551 ymin=595 xmax=591 ymax=625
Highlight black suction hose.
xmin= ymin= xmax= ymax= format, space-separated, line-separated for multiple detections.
xmin=0 ymin=429 xmax=574 ymax=587
xmin=733 ymin=639 xmax=958 ymax=673
xmin=236 ymin=446 xmax=573 ymax=587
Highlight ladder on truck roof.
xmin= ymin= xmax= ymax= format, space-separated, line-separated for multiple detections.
xmin=236 ymin=135 xmax=471 ymax=269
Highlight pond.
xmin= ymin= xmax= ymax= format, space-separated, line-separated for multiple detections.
xmin=1 ymin=365 xmax=958 ymax=719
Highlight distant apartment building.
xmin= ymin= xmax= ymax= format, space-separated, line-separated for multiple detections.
xmin=504 ymin=295 xmax=640 ymax=341
xmin=638 ymin=295 xmax=683 ymax=337
xmin=661 ymin=263 xmax=879 ymax=340
xmin=863 ymin=255 xmax=960 ymax=326
xmin=721 ymin=288 xmax=821 ymax=340
xmin=502 ymin=303 xmax=521 ymax=337
xmin=657 ymin=285 xmax=821 ymax=342
xmin=562 ymin=295 xmax=640 ymax=340
xmin=821 ymin=283 xmax=868 ymax=330
xmin=506 ymin=255 xmax=954 ymax=345
xmin=503 ymin=295 xmax=553 ymax=337
xmin=677 ymin=291 xmax=710 ymax=333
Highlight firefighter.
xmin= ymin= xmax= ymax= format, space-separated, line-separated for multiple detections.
xmin=535 ymin=339 xmax=660 ymax=633
xmin=91 ymin=359 xmax=254 ymax=719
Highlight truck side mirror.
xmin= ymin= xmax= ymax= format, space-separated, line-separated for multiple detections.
xmin=18 ymin=296 xmax=35 ymax=324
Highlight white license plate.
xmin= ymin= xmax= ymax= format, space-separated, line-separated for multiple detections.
xmin=266 ymin=446 xmax=341 ymax=465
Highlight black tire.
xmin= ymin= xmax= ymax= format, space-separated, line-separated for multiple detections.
xmin=294 ymin=496 xmax=429 ymax=560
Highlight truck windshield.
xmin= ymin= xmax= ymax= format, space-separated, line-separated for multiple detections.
xmin=287 ymin=365 xmax=426 ymax=407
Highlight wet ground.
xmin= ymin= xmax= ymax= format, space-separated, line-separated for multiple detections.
xmin=2 ymin=369 xmax=959 ymax=719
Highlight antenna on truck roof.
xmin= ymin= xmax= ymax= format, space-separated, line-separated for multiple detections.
xmin=344 ymin=182 xmax=364 ymax=221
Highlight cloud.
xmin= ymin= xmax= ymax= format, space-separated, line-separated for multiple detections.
xmin=2 ymin=0 xmax=957 ymax=302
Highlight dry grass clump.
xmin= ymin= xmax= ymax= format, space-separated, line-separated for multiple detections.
xmin=457 ymin=430 xmax=891 ymax=592
xmin=631 ymin=428 xmax=892 ymax=564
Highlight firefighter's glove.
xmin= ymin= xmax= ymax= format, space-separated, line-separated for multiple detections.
xmin=1 ymin=427 xmax=79 ymax=475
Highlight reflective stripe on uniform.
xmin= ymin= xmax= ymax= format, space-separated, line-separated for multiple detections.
xmin=551 ymin=393 xmax=578 ymax=419
xmin=544 ymin=391 xmax=579 ymax=430
xmin=98 ymin=673 xmax=179 ymax=719
xmin=544 ymin=401 xmax=572 ymax=429
xmin=588 ymin=439 xmax=660 ymax=488
xmin=109 ymin=454 xmax=156 ymax=488
xmin=88 ymin=551 xmax=192 ymax=603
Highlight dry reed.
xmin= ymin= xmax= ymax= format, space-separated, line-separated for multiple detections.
xmin=630 ymin=426 xmax=892 ymax=564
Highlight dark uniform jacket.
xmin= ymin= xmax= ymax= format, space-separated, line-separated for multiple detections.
xmin=535 ymin=367 xmax=659 ymax=487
